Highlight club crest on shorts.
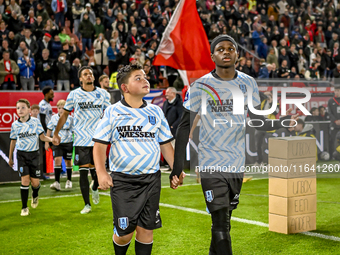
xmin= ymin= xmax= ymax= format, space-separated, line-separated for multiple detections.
xmin=75 ymin=154 xmax=79 ymax=161
xmin=19 ymin=167 xmax=23 ymax=173
xmin=148 ymin=116 xmax=156 ymax=125
xmin=205 ymin=190 xmax=214 ymax=202
xmin=118 ymin=217 xmax=129 ymax=230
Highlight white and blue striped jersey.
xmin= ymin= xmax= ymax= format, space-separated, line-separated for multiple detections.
xmin=47 ymin=114 xmax=73 ymax=144
xmin=93 ymin=99 xmax=173 ymax=175
xmin=183 ymin=70 xmax=261 ymax=173
xmin=10 ymin=117 xmax=44 ymax=152
xmin=64 ymin=87 xmax=111 ymax=147
xmin=39 ymin=99 xmax=53 ymax=126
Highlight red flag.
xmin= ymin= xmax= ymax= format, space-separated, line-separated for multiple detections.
xmin=153 ymin=0 xmax=214 ymax=86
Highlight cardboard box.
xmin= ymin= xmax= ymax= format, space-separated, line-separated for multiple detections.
xmin=269 ymin=194 xmax=317 ymax=216
xmin=269 ymin=213 xmax=316 ymax=234
xmin=268 ymin=137 xmax=316 ymax=159
xmin=268 ymin=157 xmax=317 ymax=178
xmin=269 ymin=177 xmax=316 ymax=197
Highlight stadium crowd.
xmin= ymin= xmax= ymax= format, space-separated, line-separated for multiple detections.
xmin=0 ymin=0 xmax=339 ymax=91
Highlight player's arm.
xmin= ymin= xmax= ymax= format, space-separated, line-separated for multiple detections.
xmin=93 ymin=142 xmax=113 ymax=190
xmin=52 ymin=110 xmax=70 ymax=145
xmin=170 ymin=108 xmax=196 ymax=179
xmin=45 ymin=129 xmax=52 ymax=150
xmin=8 ymin=139 xmax=16 ymax=167
xmin=40 ymin=113 xmax=47 ymax=132
xmin=189 ymin=114 xmax=200 ymax=139
xmin=39 ymin=133 xmax=53 ymax=143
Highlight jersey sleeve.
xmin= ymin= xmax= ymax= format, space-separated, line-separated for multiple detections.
xmin=93 ymin=107 xmax=112 ymax=145
xmin=103 ymin=91 xmax=111 ymax=110
xmin=36 ymin=119 xmax=45 ymax=135
xmin=9 ymin=122 xmax=17 ymax=140
xmin=183 ymin=83 xmax=202 ymax=113
xmin=47 ymin=117 xmax=54 ymax=130
xmin=39 ymin=101 xmax=47 ymax=115
xmin=158 ymin=108 xmax=173 ymax=144
xmin=64 ymin=91 xmax=74 ymax=112
xmin=250 ymin=78 xmax=261 ymax=108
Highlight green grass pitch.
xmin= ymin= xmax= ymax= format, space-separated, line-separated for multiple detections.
xmin=0 ymin=171 xmax=340 ymax=254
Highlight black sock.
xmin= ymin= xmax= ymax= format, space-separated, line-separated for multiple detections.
xmin=89 ymin=168 xmax=99 ymax=191
xmin=135 ymin=239 xmax=153 ymax=255
xmin=113 ymin=238 xmax=130 ymax=255
xmin=54 ymin=166 xmax=61 ymax=183
xmin=32 ymin=183 xmax=41 ymax=198
xmin=20 ymin=185 xmax=29 ymax=209
xmin=79 ymin=168 xmax=90 ymax=206
xmin=66 ymin=167 xmax=72 ymax=181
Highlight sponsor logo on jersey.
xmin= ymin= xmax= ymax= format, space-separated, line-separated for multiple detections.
xmin=205 ymin=190 xmax=214 ymax=202
xmin=148 ymin=116 xmax=156 ymax=125
xmin=18 ymin=131 xmax=36 ymax=138
xmin=118 ymin=217 xmax=129 ymax=230
xmin=116 ymin=126 xmax=155 ymax=138
xmin=77 ymin=102 xmax=101 ymax=109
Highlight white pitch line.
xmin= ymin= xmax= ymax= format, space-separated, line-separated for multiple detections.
xmin=2 ymin=190 xmax=340 ymax=242
xmin=158 ymin=203 xmax=340 ymax=242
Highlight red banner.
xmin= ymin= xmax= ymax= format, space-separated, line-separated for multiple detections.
xmin=0 ymin=92 xmax=69 ymax=132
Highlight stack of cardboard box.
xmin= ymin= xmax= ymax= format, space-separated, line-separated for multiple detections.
xmin=268 ymin=137 xmax=317 ymax=234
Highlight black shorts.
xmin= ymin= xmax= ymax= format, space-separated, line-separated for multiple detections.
xmin=201 ymin=172 xmax=243 ymax=213
xmin=74 ymin=146 xmax=94 ymax=166
xmin=110 ymin=171 xmax=162 ymax=236
xmin=53 ymin=142 xmax=73 ymax=160
xmin=17 ymin=150 xmax=41 ymax=178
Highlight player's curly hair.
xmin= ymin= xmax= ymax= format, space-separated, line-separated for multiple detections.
xmin=116 ymin=64 xmax=143 ymax=94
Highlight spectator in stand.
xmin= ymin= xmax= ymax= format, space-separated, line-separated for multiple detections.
xmin=94 ymin=17 xmax=105 ymax=39
xmin=144 ymin=59 xmax=158 ymax=88
xmin=36 ymin=3 xmax=50 ymax=25
xmin=305 ymin=107 xmax=322 ymax=122
xmin=9 ymin=0 xmax=21 ymax=16
xmin=246 ymin=59 xmax=256 ymax=78
xmin=60 ymin=42 xmax=72 ymax=62
xmin=51 ymin=0 xmax=67 ymax=27
xmin=69 ymin=37 xmax=81 ymax=63
xmin=31 ymin=16 xmax=44 ymax=41
xmin=93 ymin=33 xmax=109 ymax=74
xmin=329 ymin=33 xmax=339 ymax=51
xmin=257 ymin=37 xmax=268 ymax=59
xmin=18 ymin=47 xmax=35 ymax=90
xmin=333 ymin=64 xmax=340 ymax=79
xmin=277 ymin=59 xmax=290 ymax=79
xmin=37 ymin=33 xmax=52 ymax=61
xmin=0 ymin=20 xmax=9 ymax=43
xmin=56 ymin=52 xmax=70 ymax=91
xmin=80 ymin=3 xmax=96 ymax=25
xmin=257 ymin=59 xmax=269 ymax=78
xmin=278 ymin=48 xmax=290 ymax=68
xmin=269 ymin=63 xmax=278 ymax=78
xmin=305 ymin=62 xmax=321 ymax=81
xmin=36 ymin=49 xmax=54 ymax=90
xmin=79 ymin=13 xmax=95 ymax=57
xmin=8 ymin=11 xmax=24 ymax=35
xmin=107 ymin=39 xmax=119 ymax=75
xmin=252 ymin=24 xmax=264 ymax=54
xmin=319 ymin=106 xmax=330 ymax=121
xmin=116 ymin=45 xmax=129 ymax=66
xmin=288 ymin=44 xmax=298 ymax=71
xmin=0 ymin=51 xmax=19 ymax=90
xmin=70 ymin=58 xmax=81 ymax=90
xmin=328 ymin=86 xmax=340 ymax=157
xmin=132 ymin=47 xmax=145 ymax=66
xmin=58 ymin=27 xmax=70 ymax=43
xmin=86 ymin=55 xmax=101 ymax=87
xmin=127 ymin=26 xmax=141 ymax=54
xmin=297 ymin=48 xmax=308 ymax=73
xmin=22 ymin=29 xmax=38 ymax=58
xmin=50 ymin=35 xmax=62 ymax=60
xmin=72 ymin=0 xmax=84 ymax=39
xmin=321 ymin=49 xmax=336 ymax=80
xmin=236 ymin=57 xmax=248 ymax=74
xmin=266 ymin=47 xmax=279 ymax=68
xmin=0 ymin=39 xmax=14 ymax=60
xmin=288 ymin=66 xmax=298 ymax=79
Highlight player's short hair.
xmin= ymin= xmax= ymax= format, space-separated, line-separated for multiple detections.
xmin=78 ymin=66 xmax=93 ymax=78
xmin=31 ymin=104 xmax=40 ymax=110
xmin=117 ymin=64 xmax=143 ymax=94
xmin=42 ymin=86 xmax=53 ymax=95
xmin=99 ymin=74 xmax=109 ymax=83
xmin=57 ymin=100 xmax=66 ymax=107
xmin=16 ymin=99 xmax=30 ymax=108
xmin=297 ymin=118 xmax=305 ymax=127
